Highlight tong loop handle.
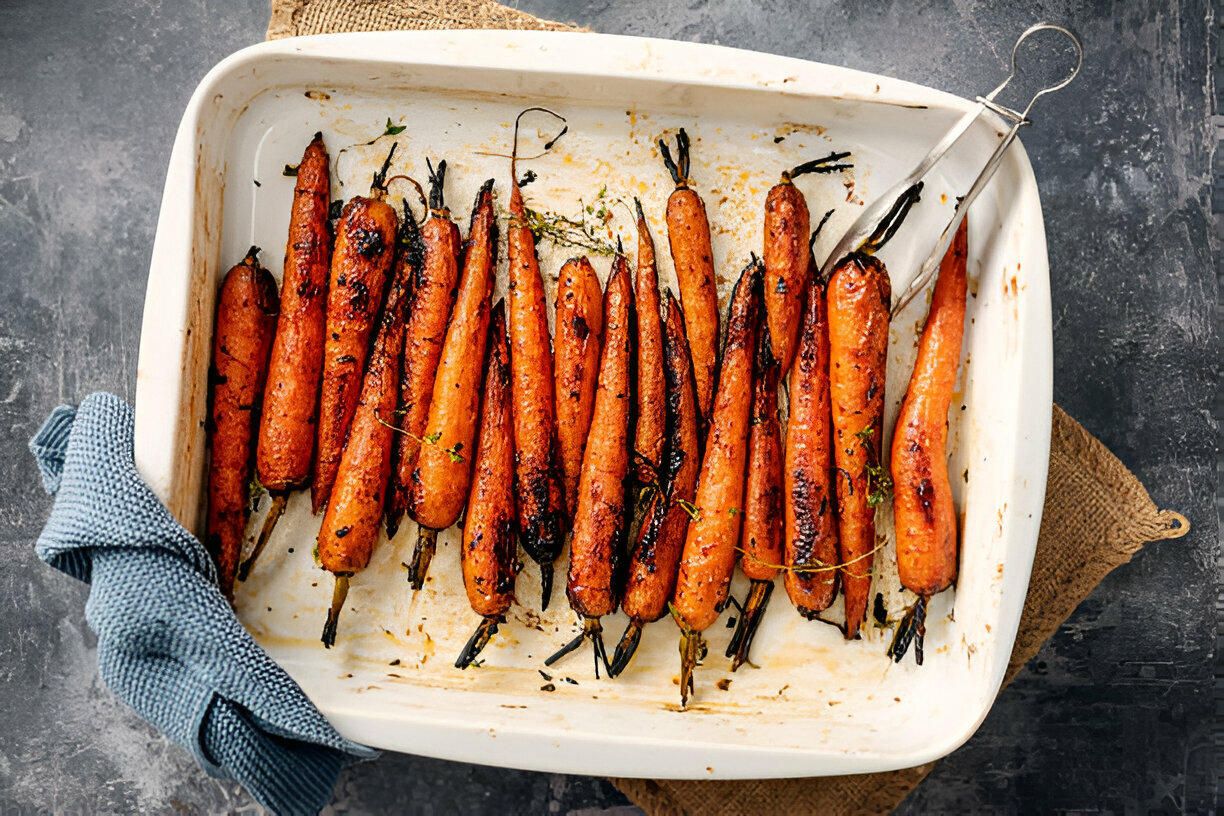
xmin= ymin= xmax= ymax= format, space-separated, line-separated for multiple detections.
xmin=988 ymin=23 xmax=1083 ymax=121
xmin=889 ymin=24 xmax=1082 ymax=314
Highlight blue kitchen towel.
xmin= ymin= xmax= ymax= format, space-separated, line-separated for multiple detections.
xmin=29 ymin=392 xmax=378 ymax=816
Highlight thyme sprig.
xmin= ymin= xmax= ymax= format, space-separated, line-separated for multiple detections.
xmin=375 ymin=414 xmax=465 ymax=463
xmin=855 ymin=426 xmax=893 ymax=506
xmin=512 ymin=186 xmax=617 ymax=256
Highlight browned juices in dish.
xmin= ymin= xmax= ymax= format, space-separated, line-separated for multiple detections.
xmin=632 ymin=199 xmax=666 ymax=485
xmin=826 ymin=251 xmax=891 ymax=640
xmin=610 ymin=292 xmax=701 ymax=677
xmin=888 ymin=219 xmax=968 ymax=665
xmin=385 ymin=160 xmax=462 ymax=541
xmin=660 ymin=129 xmax=720 ymax=427
xmin=672 ymin=258 xmax=761 ymax=705
xmin=408 ymin=180 xmax=498 ymax=529
xmin=724 ymin=318 xmax=784 ymax=671
xmin=507 ymin=165 xmax=566 ymax=609
xmin=311 ymin=191 xmax=398 ymax=514
xmin=783 ymin=272 xmax=840 ymax=617
xmin=454 ymin=302 xmax=519 ymax=670
xmin=553 ymin=255 xmax=604 ymax=522
xmin=318 ymin=213 xmax=418 ymax=647
xmin=205 ymin=248 xmax=278 ymax=600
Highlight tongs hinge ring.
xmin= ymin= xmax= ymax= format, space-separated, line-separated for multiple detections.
xmin=975 ymin=97 xmax=1029 ymax=127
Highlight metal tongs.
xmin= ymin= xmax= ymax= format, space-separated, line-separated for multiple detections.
xmin=819 ymin=23 xmax=1083 ymax=315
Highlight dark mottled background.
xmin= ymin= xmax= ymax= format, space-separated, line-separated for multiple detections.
xmin=0 ymin=0 xmax=1217 ymax=813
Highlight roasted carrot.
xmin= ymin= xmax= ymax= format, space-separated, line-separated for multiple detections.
xmin=318 ymin=207 xmax=420 ymax=647
xmin=455 ymin=301 xmax=519 ymax=669
xmin=783 ymin=272 xmax=840 ymax=619
xmin=825 ymin=182 xmax=921 ymax=640
xmin=547 ymin=254 xmax=634 ymax=673
xmin=205 ymin=248 xmax=278 ymax=600
xmin=761 ymin=152 xmax=851 ymax=373
xmin=553 ymin=255 xmax=603 ymax=524
xmin=507 ymin=128 xmax=566 ymax=609
xmin=609 ymin=292 xmax=700 ymax=677
xmin=632 ymin=198 xmax=666 ymax=486
xmin=311 ymin=146 xmax=400 ymax=515
xmin=406 ymin=179 xmax=498 ymax=588
xmin=826 ymin=252 xmax=891 ymax=640
xmin=385 ymin=159 xmax=462 ymax=541
xmin=672 ymin=258 xmax=762 ymax=705
xmin=887 ymin=218 xmax=968 ymax=665
xmin=239 ymin=134 xmax=331 ymax=582
xmin=660 ymin=129 xmax=720 ymax=427
xmin=725 ymin=320 xmax=783 ymax=670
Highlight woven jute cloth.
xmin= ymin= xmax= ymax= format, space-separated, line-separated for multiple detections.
xmin=268 ymin=4 xmax=1191 ymax=814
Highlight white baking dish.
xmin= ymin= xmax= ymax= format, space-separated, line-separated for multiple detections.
xmin=133 ymin=31 xmax=1051 ymax=780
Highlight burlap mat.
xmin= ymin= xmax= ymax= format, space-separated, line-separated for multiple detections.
xmin=268 ymin=4 xmax=1191 ymax=813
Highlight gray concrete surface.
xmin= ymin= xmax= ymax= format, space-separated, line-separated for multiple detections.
xmin=0 ymin=0 xmax=1217 ymax=813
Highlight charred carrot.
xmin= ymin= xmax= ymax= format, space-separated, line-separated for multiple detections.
xmin=311 ymin=146 xmax=400 ymax=515
xmin=826 ymin=253 xmax=892 ymax=641
xmin=632 ymin=198 xmax=666 ymax=486
xmin=887 ymin=218 xmax=968 ymax=665
xmin=547 ymin=254 xmax=634 ymax=674
xmin=385 ymin=159 xmax=462 ymax=540
xmin=553 ymin=255 xmax=603 ymax=525
xmin=609 ymin=292 xmax=700 ymax=676
xmin=826 ymin=183 xmax=920 ymax=640
xmin=725 ymin=319 xmax=783 ymax=670
xmin=783 ymin=271 xmax=840 ymax=620
xmin=206 ymin=248 xmax=278 ymax=600
xmin=660 ymin=129 xmax=720 ymax=427
xmin=455 ymin=301 xmax=518 ymax=669
xmin=672 ymin=258 xmax=762 ymax=705
xmin=507 ymin=116 xmax=566 ymax=610
xmin=318 ymin=208 xmax=420 ymax=647
xmin=761 ymin=152 xmax=851 ymax=372
xmin=240 ymin=134 xmax=331 ymax=582
xmin=406 ymin=179 xmax=498 ymax=588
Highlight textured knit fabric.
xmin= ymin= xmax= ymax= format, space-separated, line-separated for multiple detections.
xmin=30 ymin=392 xmax=377 ymax=816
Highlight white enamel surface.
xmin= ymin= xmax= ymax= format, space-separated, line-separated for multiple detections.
xmin=133 ymin=31 xmax=1051 ymax=780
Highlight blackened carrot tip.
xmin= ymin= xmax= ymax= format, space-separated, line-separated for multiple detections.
xmin=245 ymin=246 xmax=261 ymax=262
xmin=321 ymin=573 xmax=351 ymax=649
xmin=539 ymin=561 xmax=554 ymax=611
xmin=725 ymin=579 xmax=774 ymax=671
xmin=313 ymin=131 xmax=323 ymax=142
xmin=407 ymin=528 xmax=437 ymax=591
xmin=633 ymin=197 xmax=646 ymax=222
xmin=478 ymin=178 xmax=495 ymax=196
xmin=886 ymin=594 xmax=929 ymax=665
xmin=455 ymin=616 xmax=501 ymax=669
xmin=372 ymin=142 xmax=398 ymax=191
xmin=608 ymin=618 xmax=644 ymax=677
xmin=788 ymin=150 xmax=853 ymax=179
xmin=427 ymin=158 xmax=448 ymax=212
